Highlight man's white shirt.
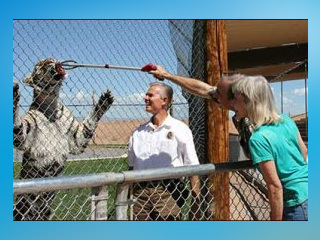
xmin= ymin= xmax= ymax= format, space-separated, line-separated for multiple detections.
xmin=128 ymin=115 xmax=199 ymax=170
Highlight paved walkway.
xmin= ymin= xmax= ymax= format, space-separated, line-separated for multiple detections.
xmin=230 ymin=171 xmax=270 ymax=220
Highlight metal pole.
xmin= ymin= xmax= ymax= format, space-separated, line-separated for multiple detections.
xmin=115 ymin=183 xmax=130 ymax=220
xmin=61 ymin=61 xmax=157 ymax=72
xmin=13 ymin=172 xmax=124 ymax=195
xmin=69 ymin=63 xmax=142 ymax=71
xmin=91 ymin=186 xmax=109 ymax=220
xmin=281 ymin=80 xmax=284 ymax=114
xmin=304 ymin=61 xmax=308 ymax=134
xmin=14 ymin=162 xmax=253 ymax=194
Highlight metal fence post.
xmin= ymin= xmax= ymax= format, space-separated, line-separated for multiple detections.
xmin=91 ymin=186 xmax=108 ymax=220
xmin=115 ymin=183 xmax=130 ymax=220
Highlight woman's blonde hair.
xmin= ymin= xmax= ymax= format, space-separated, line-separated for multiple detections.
xmin=231 ymin=75 xmax=281 ymax=129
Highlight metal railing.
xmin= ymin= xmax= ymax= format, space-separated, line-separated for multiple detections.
xmin=13 ymin=161 xmax=270 ymax=220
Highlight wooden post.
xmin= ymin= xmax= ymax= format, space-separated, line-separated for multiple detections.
xmin=206 ymin=20 xmax=230 ymax=220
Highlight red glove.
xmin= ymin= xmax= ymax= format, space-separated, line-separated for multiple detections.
xmin=141 ymin=63 xmax=157 ymax=72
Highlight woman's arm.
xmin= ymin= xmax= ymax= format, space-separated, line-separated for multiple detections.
xmin=297 ymin=131 xmax=308 ymax=163
xmin=259 ymin=160 xmax=283 ymax=220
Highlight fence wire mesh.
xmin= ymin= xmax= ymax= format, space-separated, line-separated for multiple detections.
xmin=13 ymin=169 xmax=270 ymax=220
xmin=13 ymin=19 xmax=268 ymax=220
xmin=130 ymin=172 xmax=269 ymax=221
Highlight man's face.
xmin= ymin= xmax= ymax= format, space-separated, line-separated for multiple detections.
xmin=216 ymin=80 xmax=234 ymax=110
xmin=144 ymin=85 xmax=166 ymax=114
xmin=232 ymin=92 xmax=248 ymax=119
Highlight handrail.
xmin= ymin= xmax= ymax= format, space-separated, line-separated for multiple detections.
xmin=13 ymin=161 xmax=254 ymax=195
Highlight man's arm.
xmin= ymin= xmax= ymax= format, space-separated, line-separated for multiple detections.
xmin=149 ymin=66 xmax=215 ymax=99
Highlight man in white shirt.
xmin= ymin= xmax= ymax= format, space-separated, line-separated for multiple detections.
xmin=128 ymin=82 xmax=200 ymax=220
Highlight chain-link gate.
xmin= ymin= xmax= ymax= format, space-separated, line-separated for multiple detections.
xmin=13 ymin=19 xmax=268 ymax=220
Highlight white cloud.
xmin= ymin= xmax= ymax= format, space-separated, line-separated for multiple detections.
xmin=115 ymin=92 xmax=145 ymax=104
xmin=75 ymin=91 xmax=86 ymax=101
xmin=283 ymin=96 xmax=293 ymax=105
xmin=293 ymin=87 xmax=308 ymax=96
xmin=61 ymin=90 xmax=92 ymax=104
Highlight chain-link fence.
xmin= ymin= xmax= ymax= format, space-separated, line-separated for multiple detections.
xmin=13 ymin=162 xmax=270 ymax=220
xmin=13 ymin=20 xmax=268 ymax=220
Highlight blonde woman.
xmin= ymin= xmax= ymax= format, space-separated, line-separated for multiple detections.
xmin=231 ymin=75 xmax=308 ymax=221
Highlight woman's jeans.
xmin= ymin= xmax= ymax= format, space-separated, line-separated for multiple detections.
xmin=283 ymin=199 xmax=308 ymax=221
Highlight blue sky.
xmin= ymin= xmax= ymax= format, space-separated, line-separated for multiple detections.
xmin=13 ymin=19 xmax=308 ymax=121
xmin=272 ymin=79 xmax=308 ymax=116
